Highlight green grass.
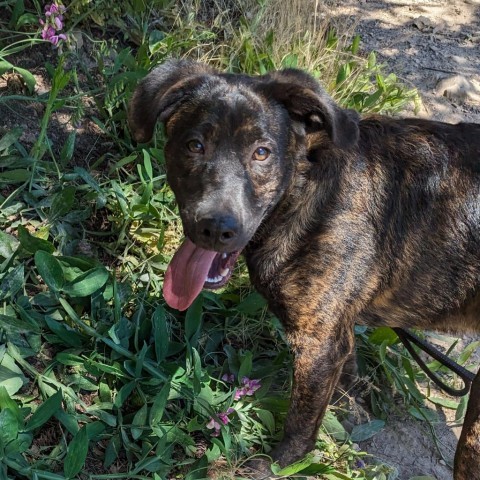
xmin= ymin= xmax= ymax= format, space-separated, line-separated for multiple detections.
xmin=0 ymin=0 xmax=473 ymax=479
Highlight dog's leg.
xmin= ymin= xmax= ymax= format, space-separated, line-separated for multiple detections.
xmin=273 ymin=319 xmax=355 ymax=467
xmin=454 ymin=368 xmax=480 ymax=480
xmin=245 ymin=321 xmax=354 ymax=478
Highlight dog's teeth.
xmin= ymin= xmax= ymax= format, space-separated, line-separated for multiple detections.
xmin=207 ymin=276 xmax=223 ymax=283
xmin=222 ymin=253 xmax=227 ymax=259
xmin=220 ymin=268 xmax=230 ymax=277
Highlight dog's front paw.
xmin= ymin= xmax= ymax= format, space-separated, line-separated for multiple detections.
xmin=242 ymin=457 xmax=279 ymax=479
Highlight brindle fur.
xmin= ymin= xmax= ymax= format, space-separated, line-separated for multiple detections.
xmin=129 ymin=59 xmax=480 ymax=479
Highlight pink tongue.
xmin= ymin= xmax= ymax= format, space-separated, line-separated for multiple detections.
xmin=163 ymin=238 xmax=217 ymax=311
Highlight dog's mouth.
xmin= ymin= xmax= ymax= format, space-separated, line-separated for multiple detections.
xmin=163 ymin=238 xmax=241 ymax=311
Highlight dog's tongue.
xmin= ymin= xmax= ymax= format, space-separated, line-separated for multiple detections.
xmin=163 ymin=238 xmax=217 ymax=311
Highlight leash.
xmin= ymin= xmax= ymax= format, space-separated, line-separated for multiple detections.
xmin=393 ymin=328 xmax=476 ymax=397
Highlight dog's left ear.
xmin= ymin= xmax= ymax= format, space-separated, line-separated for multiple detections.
xmin=260 ymin=69 xmax=360 ymax=149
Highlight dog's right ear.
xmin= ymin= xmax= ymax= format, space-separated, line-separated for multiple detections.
xmin=128 ymin=59 xmax=215 ymax=143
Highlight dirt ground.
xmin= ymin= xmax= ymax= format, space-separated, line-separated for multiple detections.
xmin=330 ymin=0 xmax=480 ymax=123
xmin=328 ymin=1 xmax=480 ymax=479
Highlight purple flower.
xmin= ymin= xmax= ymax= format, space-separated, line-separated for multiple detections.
xmin=54 ymin=16 xmax=63 ymax=30
xmin=39 ymin=2 xmax=67 ymax=46
xmin=41 ymin=26 xmax=56 ymax=40
xmin=206 ymin=408 xmax=235 ymax=437
xmin=234 ymin=377 xmax=262 ymax=400
xmin=221 ymin=373 xmax=235 ymax=384
xmin=45 ymin=3 xmax=65 ymax=15
xmin=49 ymin=33 xmax=67 ymax=45
xmin=234 ymin=387 xmax=246 ymax=400
xmin=355 ymin=459 xmax=366 ymax=469
xmin=242 ymin=377 xmax=261 ymax=395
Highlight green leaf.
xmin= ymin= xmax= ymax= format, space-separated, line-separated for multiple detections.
xmin=455 ymin=394 xmax=469 ymax=422
xmin=153 ymin=305 xmax=169 ymax=363
xmin=0 ymin=360 xmax=25 ymax=396
xmin=274 ymin=453 xmax=315 ymax=475
xmin=9 ymin=0 xmax=25 ymax=30
xmin=18 ymin=225 xmax=55 ymax=254
xmin=336 ymin=63 xmax=351 ymax=86
xmin=322 ymin=410 xmax=348 ymax=441
xmin=149 ymin=381 xmax=171 ymax=427
xmin=55 ymin=353 xmax=84 ymax=366
xmin=0 ymin=127 xmax=23 ymax=152
xmin=31 ymin=471 xmax=67 ymax=480
xmin=368 ymin=327 xmax=398 ymax=345
xmin=400 ymin=376 xmax=424 ymax=402
xmin=427 ymin=396 xmax=459 ymax=410
xmin=131 ymin=403 xmax=148 ymax=440
xmin=60 ymin=132 xmax=76 ymax=166
xmin=0 ymin=168 xmax=30 ymax=183
xmin=0 ymin=231 xmax=19 ymax=260
xmin=350 ymin=34 xmax=361 ymax=55
xmin=143 ymin=149 xmax=153 ymax=179
xmin=185 ymin=295 xmax=203 ymax=345
xmin=0 ymin=264 xmax=24 ymax=301
xmin=255 ymin=408 xmax=275 ymax=434
xmin=104 ymin=434 xmax=121 ymax=468
xmin=55 ymin=410 xmax=79 ymax=436
xmin=350 ymin=419 xmax=385 ymax=441
xmin=0 ymin=386 xmax=23 ymax=423
xmin=114 ymin=381 xmax=136 ymax=408
xmin=26 ymin=390 xmax=63 ymax=431
xmin=184 ymin=455 xmax=208 ymax=480
xmin=238 ymin=351 xmax=253 ymax=380
xmin=45 ymin=317 xmax=84 ymax=348
xmin=15 ymin=12 xmax=39 ymax=28
xmin=0 ymin=407 xmax=19 ymax=445
xmin=457 ymin=341 xmax=480 ymax=365
xmin=62 ymin=267 xmax=109 ymax=297
xmin=363 ymin=89 xmax=384 ymax=110
xmin=236 ymin=291 xmax=267 ymax=314
xmin=0 ymin=313 xmax=39 ymax=335
xmin=0 ymin=60 xmax=14 ymax=76
xmin=64 ymin=425 xmax=89 ymax=479
xmin=86 ymin=421 xmax=106 ymax=440
xmin=49 ymin=186 xmax=76 ymax=222
xmin=191 ymin=348 xmax=203 ymax=395
xmin=34 ymin=250 xmax=65 ymax=292
xmin=408 ymin=406 xmax=438 ymax=422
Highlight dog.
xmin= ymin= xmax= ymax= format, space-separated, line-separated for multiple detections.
xmin=128 ymin=59 xmax=480 ymax=479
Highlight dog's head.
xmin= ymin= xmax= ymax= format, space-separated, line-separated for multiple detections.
xmin=129 ymin=59 xmax=359 ymax=310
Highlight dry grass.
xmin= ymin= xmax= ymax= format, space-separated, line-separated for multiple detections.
xmin=175 ymin=0 xmax=357 ymax=80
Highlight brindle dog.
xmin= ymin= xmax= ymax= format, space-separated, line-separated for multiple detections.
xmin=128 ymin=59 xmax=480 ymax=479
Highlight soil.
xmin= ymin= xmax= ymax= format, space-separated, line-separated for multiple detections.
xmin=328 ymin=1 xmax=480 ymax=479
xmin=330 ymin=0 xmax=480 ymax=123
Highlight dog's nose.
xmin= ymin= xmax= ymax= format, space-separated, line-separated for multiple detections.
xmin=196 ymin=216 xmax=239 ymax=250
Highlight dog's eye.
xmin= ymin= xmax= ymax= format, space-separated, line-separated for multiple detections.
xmin=253 ymin=147 xmax=270 ymax=161
xmin=187 ymin=140 xmax=204 ymax=154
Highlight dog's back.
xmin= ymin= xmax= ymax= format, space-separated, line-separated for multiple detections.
xmin=351 ymin=117 xmax=480 ymax=332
